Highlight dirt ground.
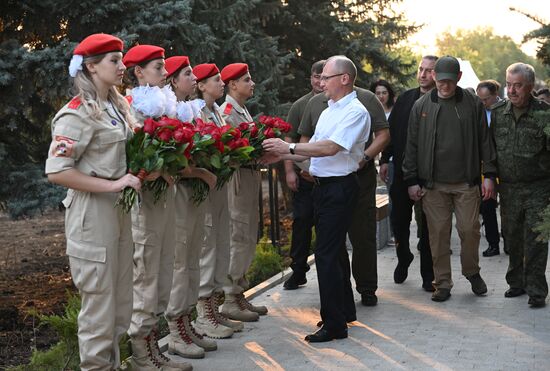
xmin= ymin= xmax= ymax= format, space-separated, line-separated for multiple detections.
xmin=0 ymin=211 xmax=74 ymax=369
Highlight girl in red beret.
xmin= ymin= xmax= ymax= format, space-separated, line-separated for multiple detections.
xmin=123 ymin=45 xmax=191 ymax=371
xmin=163 ymin=56 xmax=219 ymax=359
xmin=188 ymin=64 xmax=247 ymax=338
xmin=45 ymin=33 xmax=142 ymax=371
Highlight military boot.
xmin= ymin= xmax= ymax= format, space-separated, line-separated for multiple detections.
xmin=220 ymin=294 xmax=260 ymax=322
xmin=183 ymin=312 xmax=218 ymax=351
xmin=167 ymin=315 xmax=205 ymax=359
xmin=210 ymin=294 xmax=244 ymax=332
xmin=237 ymin=293 xmax=268 ymax=316
xmin=193 ymin=297 xmax=234 ymax=339
xmin=152 ymin=328 xmax=194 ymax=370
xmin=130 ymin=335 xmax=184 ymax=371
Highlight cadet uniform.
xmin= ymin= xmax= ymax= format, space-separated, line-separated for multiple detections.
xmin=192 ymin=64 xmax=239 ymax=339
xmin=491 ymin=97 xmax=550 ymax=305
xmin=45 ymin=34 xmax=134 ymax=371
xmin=298 ymin=86 xmax=389 ymax=304
xmin=163 ymin=57 xmax=218 ymax=359
xmin=218 ymin=63 xmax=267 ymax=322
xmin=123 ymin=46 xmax=188 ymax=371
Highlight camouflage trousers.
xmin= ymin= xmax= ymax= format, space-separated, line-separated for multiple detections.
xmin=499 ymin=181 xmax=550 ymax=299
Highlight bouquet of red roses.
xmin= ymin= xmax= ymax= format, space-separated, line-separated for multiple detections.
xmin=186 ymin=118 xmax=253 ymax=204
xmin=238 ymin=115 xmax=292 ymax=161
xmin=116 ymin=116 xmax=194 ymax=213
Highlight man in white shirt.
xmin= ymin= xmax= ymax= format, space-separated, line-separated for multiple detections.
xmin=263 ymin=55 xmax=370 ymax=342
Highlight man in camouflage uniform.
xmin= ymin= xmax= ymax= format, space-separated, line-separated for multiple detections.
xmin=491 ymin=62 xmax=550 ymax=308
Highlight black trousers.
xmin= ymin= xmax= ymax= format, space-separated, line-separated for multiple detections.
xmin=348 ymin=163 xmax=378 ymax=294
xmin=289 ymin=176 xmax=314 ymax=274
xmin=480 ymin=197 xmax=500 ymax=247
xmin=389 ymin=175 xmax=434 ymax=283
xmin=312 ymin=174 xmax=358 ymax=332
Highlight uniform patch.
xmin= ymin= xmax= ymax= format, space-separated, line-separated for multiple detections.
xmin=125 ymin=95 xmax=133 ymax=105
xmin=68 ymin=97 xmax=82 ymax=109
xmin=223 ymin=103 xmax=233 ymax=115
xmin=52 ymin=136 xmax=75 ymax=157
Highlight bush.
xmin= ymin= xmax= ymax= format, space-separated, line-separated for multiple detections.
xmin=246 ymin=239 xmax=284 ymax=288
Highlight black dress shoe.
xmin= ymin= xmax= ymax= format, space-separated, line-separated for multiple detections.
xmin=283 ymin=272 xmax=307 ymax=290
xmin=504 ymin=288 xmax=526 ymax=298
xmin=482 ymin=245 xmax=500 ymax=257
xmin=361 ymin=292 xmax=378 ymax=306
xmin=305 ymin=327 xmax=347 ymax=343
xmin=394 ymin=252 xmax=414 ymax=284
xmin=528 ymin=297 xmax=546 ymax=308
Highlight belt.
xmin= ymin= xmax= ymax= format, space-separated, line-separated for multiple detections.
xmin=312 ymin=173 xmax=356 ymax=186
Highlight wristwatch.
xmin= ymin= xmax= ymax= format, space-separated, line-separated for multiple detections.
xmin=289 ymin=143 xmax=296 ymax=155
xmin=363 ymin=154 xmax=372 ymax=162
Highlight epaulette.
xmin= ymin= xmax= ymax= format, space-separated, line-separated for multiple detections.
xmin=223 ymin=103 xmax=233 ymax=115
xmin=490 ymin=99 xmax=507 ymax=110
xmin=68 ymin=96 xmax=82 ymax=109
xmin=125 ymin=95 xmax=133 ymax=105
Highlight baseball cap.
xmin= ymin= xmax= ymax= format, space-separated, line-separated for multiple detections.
xmin=434 ymin=56 xmax=460 ymax=81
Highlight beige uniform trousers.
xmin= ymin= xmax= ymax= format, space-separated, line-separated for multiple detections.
xmin=65 ymin=191 xmax=133 ymax=371
xmin=199 ymin=183 xmax=231 ymax=298
xmin=422 ymin=182 xmax=481 ymax=290
xmin=128 ymin=186 xmax=176 ymax=337
xmin=224 ymin=168 xmax=261 ymax=295
xmin=165 ymin=183 xmax=206 ymax=319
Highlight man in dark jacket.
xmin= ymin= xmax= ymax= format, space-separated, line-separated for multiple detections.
xmin=403 ymin=56 xmax=497 ymax=302
xmin=380 ymin=55 xmax=437 ymax=291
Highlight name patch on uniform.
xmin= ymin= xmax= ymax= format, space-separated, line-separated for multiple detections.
xmin=223 ymin=103 xmax=233 ymax=115
xmin=52 ymin=136 xmax=75 ymax=157
xmin=68 ymin=97 xmax=82 ymax=109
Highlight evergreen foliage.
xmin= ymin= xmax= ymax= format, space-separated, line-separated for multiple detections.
xmin=512 ymin=7 xmax=550 ymax=69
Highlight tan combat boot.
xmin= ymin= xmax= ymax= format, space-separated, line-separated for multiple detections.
xmin=210 ymin=294 xmax=244 ymax=332
xmin=238 ymin=293 xmax=268 ymax=315
xmin=220 ymin=294 xmax=260 ymax=322
xmin=183 ymin=312 xmax=218 ymax=351
xmin=167 ymin=316 xmax=205 ymax=359
xmin=193 ymin=297 xmax=234 ymax=339
xmin=129 ymin=335 xmax=183 ymax=371
xmin=151 ymin=328 xmax=193 ymax=370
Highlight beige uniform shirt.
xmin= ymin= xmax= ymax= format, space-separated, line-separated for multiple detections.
xmin=45 ymin=97 xmax=130 ymax=179
xmin=200 ymin=103 xmax=227 ymax=127
xmin=219 ymin=94 xmax=254 ymax=127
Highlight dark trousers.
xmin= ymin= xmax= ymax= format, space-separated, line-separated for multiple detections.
xmin=348 ymin=163 xmax=378 ymax=294
xmin=389 ymin=175 xmax=434 ymax=283
xmin=289 ymin=177 xmax=314 ymax=274
xmin=480 ymin=197 xmax=500 ymax=247
xmin=313 ymin=174 xmax=358 ymax=332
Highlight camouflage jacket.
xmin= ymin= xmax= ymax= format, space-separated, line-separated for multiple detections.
xmin=491 ymin=97 xmax=550 ymax=184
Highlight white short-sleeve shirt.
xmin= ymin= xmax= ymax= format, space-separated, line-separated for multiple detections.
xmin=309 ymin=91 xmax=371 ymax=177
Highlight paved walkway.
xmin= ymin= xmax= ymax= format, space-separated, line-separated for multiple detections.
xmin=169 ymin=220 xmax=550 ymax=370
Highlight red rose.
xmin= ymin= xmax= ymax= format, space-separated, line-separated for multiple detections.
xmin=227 ymin=139 xmax=239 ymax=150
xmin=157 ymin=127 xmax=173 ymax=142
xmin=249 ymin=124 xmax=259 ymax=138
xmin=143 ymin=118 xmax=158 ymax=135
xmin=238 ymin=122 xmax=251 ymax=131
xmin=215 ymin=140 xmax=225 ymax=153
xmin=173 ymin=127 xmax=194 ymax=144
xmin=264 ymin=127 xmax=275 ymax=138
xmin=238 ymin=138 xmax=249 ymax=147
xmin=157 ymin=116 xmax=181 ymax=128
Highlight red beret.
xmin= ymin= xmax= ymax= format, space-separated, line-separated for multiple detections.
xmin=123 ymin=45 xmax=165 ymax=68
xmin=73 ymin=34 xmax=124 ymax=57
xmin=193 ymin=63 xmax=220 ymax=82
xmin=221 ymin=63 xmax=249 ymax=84
xmin=165 ymin=56 xmax=191 ymax=78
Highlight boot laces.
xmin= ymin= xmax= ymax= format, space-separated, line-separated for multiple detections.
xmin=175 ymin=315 xmax=194 ymax=344
xmin=186 ymin=313 xmax=205 ymax=339
xmin=144 ymin=334 xmax=163 ymax=368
